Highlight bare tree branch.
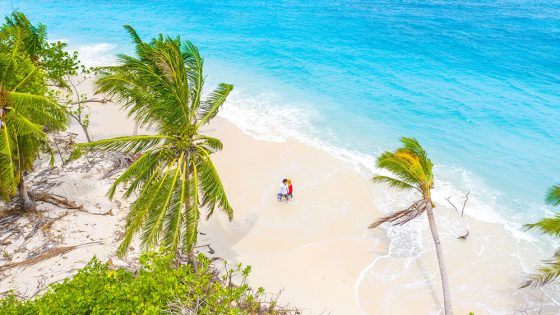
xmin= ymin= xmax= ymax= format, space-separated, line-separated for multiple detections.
xmin=69 ymin=97 xmax=110 ymax=106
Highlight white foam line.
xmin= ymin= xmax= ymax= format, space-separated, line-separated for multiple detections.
xmin=354 ymin=252 xmax=390 ymax=315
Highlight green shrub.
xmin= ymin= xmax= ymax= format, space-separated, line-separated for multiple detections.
xmin=0 ymin=252 xmax=292 ymax=314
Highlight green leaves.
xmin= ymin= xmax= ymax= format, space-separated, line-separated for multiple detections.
xmin=78 ymin=135 xmax=170 ymax=154
xmin=0 ymin=124 xmax=16 ymax=200
xmin=521 ymin=251 xmax=560 ymax=288
xmin=0 ymin=252 xmax=286 ymax=314
xmin=372 ymin=175 xmax=415 ymax=191
xmin=523 ymin=186 xmax=560 ymax=288
xmin=197 ymin=150 xmax=233 ymax=220
xmin=546 ymin=185 xmax=560 ymax=206
xmin=374 ymin=137 xmax=433 ymax=196
xmin=0 ymin=11 xmax=69 ymax=202
xmin=197 ymin=83 xmax=233 ymax=127
xmin=524 ymin=213 xmax=560 ymax=237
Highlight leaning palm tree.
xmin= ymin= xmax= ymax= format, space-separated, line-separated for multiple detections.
xmin=0 ymin=12 xmax=67 ymax=210
xmin=521 ymin=185 xmax=560 ymax=288
xmin=79 ymin=26 xmax=233 ymax=258
xmin=368 ymin=137 xmax=453 ymax=315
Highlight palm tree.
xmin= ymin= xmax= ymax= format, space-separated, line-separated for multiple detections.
xmin=522 ymin=185 xmax=560 ymax=288
xmin=368 ymin=137 xmax=453 ymax=315
xmin=2 ymin=11 xmax=47 ymax=61
xmin=0 ymin=12 xmax=67 ymax=210
xmin=79 ymin=26 xmax=233 ymax=259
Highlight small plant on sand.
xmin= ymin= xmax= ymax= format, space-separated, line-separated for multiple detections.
xmin=368 ymin=137 xmax=453 ymax=314
xmin=0 ymin=12 xmax=68 ymax=211
xmin=522 ymin=185 xmax=560 ymax=287
xmin=79 ymin=26 xmax=234 ymax=259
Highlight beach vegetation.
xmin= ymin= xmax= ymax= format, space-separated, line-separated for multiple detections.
xmin=0 ymin=251 xmax=297 ymax=314
xmin=78 ymin=26 xmax=234 ymax=259
xmin=522 ymin=185 xmax=560 ymax=288
xmin=368 ymin=137 xmax=453 ymax=314
xmin=0 ymin=11 xmax=68 ymax=210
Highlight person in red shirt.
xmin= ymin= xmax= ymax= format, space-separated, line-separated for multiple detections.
xmin=287 ymin=178 xmax=293 ymax=199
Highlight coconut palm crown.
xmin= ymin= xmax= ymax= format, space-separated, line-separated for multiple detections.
xmin=79 ymin=26 xmax=233 ymax=257
xmin=522 ymin=185 xmax=560 ymax=288
xmin=369 ymin=137 xmax=434 ymax=228
xmin=368 ymin=137 xmax=453 ymax=315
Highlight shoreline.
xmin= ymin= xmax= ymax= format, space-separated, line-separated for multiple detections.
xmin=0 ymin=80 xmax=559 ymax=314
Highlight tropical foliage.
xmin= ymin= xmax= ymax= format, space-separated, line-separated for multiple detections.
xmin=79 ymin=26 xmax=234 ymax=257
xmin=368 ymin=137 xmax=453 ymax=315
xmin=0 ymin=252 xmax=295 ymax=314
xmin=522 ymin=185 xmax=560 ymax=288
xmin=0 ymin=11 xmax=69 ymax=209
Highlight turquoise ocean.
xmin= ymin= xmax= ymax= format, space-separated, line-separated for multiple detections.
xmin=3 ymin=1 xmax=560 ymax=230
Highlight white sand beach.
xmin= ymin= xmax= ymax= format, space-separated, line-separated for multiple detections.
xmin=1 ymin=81 xmax=559 ymax=314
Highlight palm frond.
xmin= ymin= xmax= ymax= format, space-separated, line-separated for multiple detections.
xmin=9 ymin=92 xmax=67 ymax=129
xmin=376 ymin=151 xmax=422 ymax=186
xmin=77 ymin=135 xmax=170 ymax=154
xmin=197 ymin=150 xmax=233 ymax=220
xmin=400 ymin=137 xmax=433 ymax=184
xmin=195 ymin=135 xmax=223 ymax=152
xmin=184 ymin=160 xmax=200 ymax=252
xmin=372 ymin=175 xmax=416 ymax=191
xmin=197 ymin=83 xmax=233 ymax=127
xmin=0 ymin=124 xmax=16 ymax=200
xmin=108 ymin=149 xmax=169 ymax=199
xmin=521 ymin=251 xmax=560 ymax=288
xmin=524 ymin=213 xmax=560 ymax=237
xmin=546 ymin=185 xmax=560 ymax=206
xmin=368 ymin=199 xmax=427 ymax=229
xmin=116 ymin=167 xmax=166 ymax=257
xmin=123 ymin=24 xmax=143 ymax=46
xmin=1 ymin=26 xmax=23 ymax=85
xmin=141 ymin=161 xmax=182 ymax=250
xmin=183 ymin=41 xmax=203 ymax=115
xmin=163 ymin=159 xmax=189 ymax=253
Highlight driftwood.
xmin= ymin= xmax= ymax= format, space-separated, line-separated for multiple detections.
xmin=445 ymin=192 xmax=471 ymax=240
xmin=31 ymin=192 xmax=82 ymax=210
xmin=0 ymin=241 xmax=102 ymax=272
xmin=194 ymin=244 xmax=215 ymax=254
xmin=31 ymin=192 xmax=112 ymax=216
xmin=457 ymin=230 xmax=469 ymax=240
xmin=445 ymin=191 xmax=470 ymax=217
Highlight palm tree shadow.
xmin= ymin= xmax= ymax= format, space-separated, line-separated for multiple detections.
xmin=200 ymin=212 xmax=259 ymax=258
xmin=415 ymin=257 xmax=442 ymax=312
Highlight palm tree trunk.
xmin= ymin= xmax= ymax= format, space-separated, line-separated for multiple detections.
xmin=18 ymin=177 xmax=35 ymax=211
xmin=426 ymin=203 xmax=453 ymax=315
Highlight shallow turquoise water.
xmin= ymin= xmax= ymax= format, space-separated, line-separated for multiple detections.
xmin=3 ymin=0 xmax=560 ymax=222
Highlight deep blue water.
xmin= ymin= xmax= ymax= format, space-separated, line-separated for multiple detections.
xmin=3 ymin=0 xmax=560 ymax=221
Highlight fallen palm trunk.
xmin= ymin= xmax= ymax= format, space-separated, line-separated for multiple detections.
xmin=0 ymin=241 xmax=102 ymax=272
